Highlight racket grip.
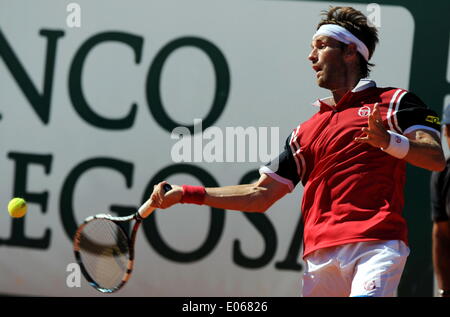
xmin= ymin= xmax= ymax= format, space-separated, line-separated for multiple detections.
xmin=137 ymin=184 xmax=173 ymax=219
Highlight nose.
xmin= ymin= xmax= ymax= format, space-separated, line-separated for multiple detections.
xmin=308 ymin=48 xmax=318 ymax=63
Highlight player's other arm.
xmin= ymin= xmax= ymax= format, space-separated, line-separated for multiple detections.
xmin=149 ymin=174 xmax=290 ymax=213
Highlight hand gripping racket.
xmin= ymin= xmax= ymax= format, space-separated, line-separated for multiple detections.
xmin=73 ymin=184 xmax=172 ymax=293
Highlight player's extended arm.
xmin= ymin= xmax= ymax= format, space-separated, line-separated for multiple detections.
xmin=149 ymin=174 xmax=291 ymax=213
xmin=432 ymin=221 xmax=450 ymax=297
xmin=354 ymin=104 xmax=445 ymax=171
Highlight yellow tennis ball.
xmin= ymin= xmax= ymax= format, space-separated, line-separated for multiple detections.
xmin=7 ymin=198 xmax=28 ymax=218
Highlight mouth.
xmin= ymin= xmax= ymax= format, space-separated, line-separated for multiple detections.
xmin=312 ymin=65 xmax=322 ymax=78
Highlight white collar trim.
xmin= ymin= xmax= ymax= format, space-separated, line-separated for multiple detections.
xmin=352 ymin=78 xmax=376 ymax=92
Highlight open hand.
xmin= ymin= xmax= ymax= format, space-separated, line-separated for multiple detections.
xmin=354 ymin=103 xmax=390 ymax=149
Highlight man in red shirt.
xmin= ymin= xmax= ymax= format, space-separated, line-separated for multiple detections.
xmin=149 ymin=7 xmax=445 ymax=296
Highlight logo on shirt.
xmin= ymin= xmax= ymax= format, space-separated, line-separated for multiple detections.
xmin=358 ymin=106 xmax=371 ymax=117
xmin=425 ymin=115 xmax=440 ymax=125
xmin=364 ymin=280 xmax=377 ymax=291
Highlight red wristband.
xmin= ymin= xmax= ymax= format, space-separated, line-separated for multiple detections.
xmin=180 ymin=185 xmax=206 ymax=205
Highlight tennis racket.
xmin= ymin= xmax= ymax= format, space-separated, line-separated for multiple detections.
xmin=73 ymin=183 xmax=172 ymax=293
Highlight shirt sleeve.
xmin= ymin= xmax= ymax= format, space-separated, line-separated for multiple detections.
xmin=430 ymin=166 xmax=450 ymax=222
xmin=259 ymin=131 xmax=302 ymax=192
xmin=395 ymin=92 xmax=441 ymax=136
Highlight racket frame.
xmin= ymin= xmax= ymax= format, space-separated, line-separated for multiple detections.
xmin=73 ymin=213 xmax=142 ymax=293
xmin=73 ymin=183 xmax=171 ymax=293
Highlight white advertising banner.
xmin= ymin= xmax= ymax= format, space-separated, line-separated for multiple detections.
xmin=0 ymin=0 xmax=413 ymax=296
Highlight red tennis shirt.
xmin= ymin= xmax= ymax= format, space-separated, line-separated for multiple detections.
xmin=260 ymin=79 xmax=441 ymax=257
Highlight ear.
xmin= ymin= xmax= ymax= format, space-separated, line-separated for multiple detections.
xmin=344 ymin=43 xmax=358 ymax=60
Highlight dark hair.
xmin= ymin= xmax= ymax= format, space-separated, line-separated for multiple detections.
xmin=317 ymin=6 xmax=379 ymax=78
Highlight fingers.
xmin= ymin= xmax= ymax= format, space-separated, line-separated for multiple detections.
xmin=354 ymin=104 xmax=391 ymax=148
xmin=354 ymin=124 xmax=370 ymax=142
xmin=149 ymin=181 xmax=167 ymax=207
xmin=354 ymin=135 xmax=369 ymax=143
xmin=362 ymin=104 xmax=384 ymax=134
xmin=355 ymin=115 xmax=377 ymax=144
xmin=355 ymin=124 xmax=380 ymax=144
xmin=149 ymin=181 xmax=177 ymax=209
xmin=373 ymin=103 xmax=381 ymax=117
xmin=369 ymin=104 xmax=384 ymax=127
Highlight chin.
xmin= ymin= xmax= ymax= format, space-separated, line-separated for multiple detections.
xmin=316 ymin=78 xmax=329 ymax=89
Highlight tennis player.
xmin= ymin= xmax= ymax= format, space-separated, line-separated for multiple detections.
xmin=150 ymin=6 xmax=445 ymax=297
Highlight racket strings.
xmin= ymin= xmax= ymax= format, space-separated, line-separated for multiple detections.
xmin=77 ymin=219 xmax=130 ymax=290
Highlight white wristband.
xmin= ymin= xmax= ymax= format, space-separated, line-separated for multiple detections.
xmin=381 ymin=130 xmax=410 ymax=159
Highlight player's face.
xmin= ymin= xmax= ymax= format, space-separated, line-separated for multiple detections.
xmin=308 ymin=36 xmax=347 ymax=90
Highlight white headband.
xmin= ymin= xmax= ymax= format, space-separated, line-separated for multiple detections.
xmin=313 ymin=24 xmax=370 ymax=62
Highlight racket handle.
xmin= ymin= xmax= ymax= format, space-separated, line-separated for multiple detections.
xmin=137 ymin=184 xmax=173 ymax=219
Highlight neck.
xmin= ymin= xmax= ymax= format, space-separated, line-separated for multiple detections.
xmin=330 ymin=73 xmax=361 ymax=105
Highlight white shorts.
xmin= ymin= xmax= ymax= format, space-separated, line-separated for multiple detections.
xmin=302 ymin=240 xmax=410 ymax=297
